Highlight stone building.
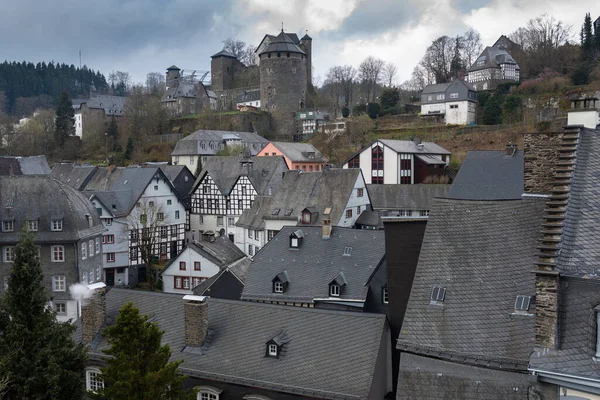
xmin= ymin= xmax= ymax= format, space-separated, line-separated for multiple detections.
xmin=161 ymin=65 xmax=214 ymax=116
xmin=72 ymin=85 xmax=126 ymax=140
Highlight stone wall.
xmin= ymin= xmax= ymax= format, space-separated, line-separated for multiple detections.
xmin=523 ymin=131 xmax=563 ymax=194
xmin=232 ymin=65 xmax=259 ymax=89
xmin=184 ymin=300 xmax=208 ymax=346
xmin=171 ymin=112 xmax=271 ymax=137
xmin=82 ymin=290 xmax=106 ymax=344
xmin=535 ymin=274 xmax=559 ymax=349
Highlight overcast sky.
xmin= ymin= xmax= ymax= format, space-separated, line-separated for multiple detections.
xmin=1 ymin=0 xmax=598 ymax=86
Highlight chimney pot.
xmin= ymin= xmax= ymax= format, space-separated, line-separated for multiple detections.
xmin=184 ymin=298 xmax=208 ymax=347
xmin=322 ymin=220 xmax=332 ymax=239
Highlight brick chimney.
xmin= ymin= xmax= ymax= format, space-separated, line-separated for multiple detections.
xmin=81 ymin=286 xmax=107 ymax=344
xmin=184 ymin=296 xmax=208 ymax=347
xmin=322 ymin=218 xmax=332 ymax=239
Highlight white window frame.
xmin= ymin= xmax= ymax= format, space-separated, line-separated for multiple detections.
xmin=82 ymin=243 xmax=87 ymax=260
xmin=28 ymin=220 xmax=39 ymax=232
xmin=52 ymin=275 xmax=66 ymax=292
xmin=105 ymin=218 xmax=113 ymax=226
xmin=274 ymin=281 xmax=284 ymax=293
xmin=88 ymin=240 xmax=94 ymax=257
xmin=54 ymin=302 xmax=67 ymax=314
xmin=51 ymin=219 xmax=63 ymax=231
xmin=3 ymin=246 xmax=15 ymax=263
xmin=2 ymin=220 xmax=14 ymax=232
xmin=382 ymin=287 xmax=388 ymax=304
xmin=330 ymin=284 xmax=340 ymax=297
xmin=107 ymin=253 xmax=115 ymax=262
xmin=268 ymin=343 xmax=278 ymax=356
xmin=86 ymin=368 xmax=104 ymax=393
xmin=95 ymin=238 xmax=100 ymax=254
xmin=197 ymin=386 xmax=221 ymax=400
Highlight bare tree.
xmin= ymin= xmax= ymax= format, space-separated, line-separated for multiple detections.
xmin=146 ymin=72 xmax=166 ymax=95
xmin=461 ymin=28 xmax=483 ymax=70
xmin=382 ymin=62 xmax=398 ymax=87
xmin=241 ymin=44 xmax=258 ymax=66
xmin=325 ymin=66 xmax=343 ymax=106
xmin=420 ymin=35 xmax=456 ymax=84
xmin=358 ymin=56 xmax=385 ymax=102
xmin=222 ymin=38 xmax=257 ymax=66
xmin=339 ymin=65 xmax=357 ymax=105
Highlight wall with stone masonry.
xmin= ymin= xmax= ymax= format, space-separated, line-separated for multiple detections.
xmin=523 ymin=131 xmax=564 ymax=194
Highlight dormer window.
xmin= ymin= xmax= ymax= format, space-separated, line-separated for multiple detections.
xmin=268 ymin=344 xmax=278 ymax=356
xmin=272 ymin=270 xmax=289 ymax=293
xmin=430 ymin=286 xmax=446 ymax=305
xmin=343 ymin=247 xmax=352 ymax=256
xmin=307 ymin=152 xmax=315 ymax=159
xmin=289 ymin=230 xmax=304 ymax=249
xmin=51 ymin=218 xmax=63 ymax=232
xmin=330 ymin=284 xmax=340 ymax=297
xmin=265 ymin=330 xmax=288 ymax=359
xmin=274 ymin=281 xmax=284 ymax=293
xmin=329 ymin=272 xmax=347 ymax=298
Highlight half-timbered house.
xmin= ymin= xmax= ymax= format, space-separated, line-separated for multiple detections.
xmin=189 ymin=156 xmax=288 ymax=241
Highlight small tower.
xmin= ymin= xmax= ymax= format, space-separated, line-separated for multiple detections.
xmin=299 ymin=31 xmax=312 ymax=87
xmin=166 ymin=65 xmax=181 ymax=91
xmin=210 ymin=50 xmax=237 ymax=92
xmin=259 ymin=30 xmax=307 ymax=139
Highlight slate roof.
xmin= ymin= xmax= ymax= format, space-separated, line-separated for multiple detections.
xmin=258 ymin=30 xmax=305 ymax=56
xmin=211 ymin=49 xmax=237 ymax=59
xmin=162 ymin=82 xmax=208 ymax=102
xmin=90 ymin=289 xmax=387 ymax=400
xmin=51 ymin=163 xmax=98 ymax=190
xmin=468 ymin=46 xmax=519 ymax=72
xmin=157 ymin=165 xmax=194 ymax=205
xmin=0 ymin=155 xmax=51 ymax=175
xmin=530 ymin=277 xmax=600 ymax=380
xmin=355 ymin=210 xmax=381 ymax=228
xmin=165 ymin=237 xmax=245 ymax=272
xmin=171 ymin=130 xmax=268 ymax=157
xmin=397 ymin=198 xmax=545 ymax=369
xmin=241 ymin=226 xmax=386 ymax=304
xmin=421 ymin=83 xmax=451 ymax=94
xmin=271 ymin=141 xmax=328 ymax=163
xmin=237 ymin=89 xmax=261 ymax=103
xmin=344 ymin=140 xmax=450 ymax=166
xmin=192 ymin=156 xmax=287 ymax=197
xmin=235 ymin=169 xmax=363 ymax=230
xmin=73 ymin=94 xmax=127 ymax=116
xmin=554 ymin=128 xmax=600 ymax=275
xmin=367 ymin=184 xmax=450 ymax=211
xmin=447 ymin=150 xmax=524 ymax=200
xmin=0 ymin=175 xmax=104 ymax=244
xmin=193 ymin=257 xmax=251 ymax=296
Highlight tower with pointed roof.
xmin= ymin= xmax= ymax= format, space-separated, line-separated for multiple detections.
xmin=258 ymin=30 xmax=307 ymax=139
xmin=299 ymin=31 xmax=312 ymax=86
xmin=166 ymin=65 xmax=181 ymax=91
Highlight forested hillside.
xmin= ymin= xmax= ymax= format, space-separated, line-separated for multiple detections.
xmin=0 ymin=61 xmax=109 ymax=116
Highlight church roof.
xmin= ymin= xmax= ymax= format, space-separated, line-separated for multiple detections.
xmin=258 ymin=30 xmax=305 ymax=56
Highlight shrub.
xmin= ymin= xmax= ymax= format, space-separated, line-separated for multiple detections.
xmin=571 ymin=64 xmax=591 ymax=86
xmin=367 ymin=102 xmax=381 ymax=119
xmin=352 ymin=104 xmax=367 ymax=115
xmin=482 ymin=94 xmax=503 ymax=125
xmin=342 ymin=106 xmax=350 ymax=118
xmin=502 ymin=94 xmax=523 ymax=124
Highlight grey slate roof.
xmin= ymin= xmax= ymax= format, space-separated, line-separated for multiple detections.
xmin=0 ymin=156 xmax=51 ymax=175
xmin=367 ymin=184 xmax=450 ymax=211
xmin=235 ymin=169 xmax=362 ymax=230
xmin=237 ymin=89 xmax=261 ymax=103
xmin=258 ymin=30 xmax=305 ymax=56
xmin=421 ymin=83 xmax=451 ymax=94
xmin=210 ymin=49 xmax=237 ymax=59
xmin=530 ymin=277 xmax=600 ymax=380
xmin=271 ymin=141 xmax=328 ymax=163
xmin=380 ymin=139 xmax=451 ymax=155
xmin=91 ymin=289 xmax=387 ymax=400
xmin=192 ymin=156 xmax=287 ymax=197
xmin=447 ymin=150 xmax=524 ymax=200
xmin=161 ymin=82 xmax=208 ymax=102
xmin=193 ymin=257 xmax=251 ymax=296
xmin=0 ymin=175 xmax=104 ymax=244
xmin=555 ymin=128 xmax=600 ymax=275
xmin=171 ymin=130 xmax=268 ymax=157
xmin=241 ymin=226 xmax=385 ymax=304
xmin=355 ymin=210 xmax=381 ymax=228
xmin=397 ymin=198 xmax=545 ymax=369
xmin=165 ymin=237 xmax=245 ymax=272
xmin=468 ymin=46 xmax=519 ymax=72
xmin=74 ymin=94 xmax=127 ymax=116
xmin=51 ymin=163 xmax=98 ymax=190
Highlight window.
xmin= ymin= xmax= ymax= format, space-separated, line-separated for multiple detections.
xmin=167 ymin=199 xmax=172 ymax=205
xmin=51 ymin=219 xmax=63 ymax=231
xmin=419 ymin=210 xmax=430 ymax=217
xmin=96 ymin=265 xmax=101 ymax=281
xmin=203 ymin=186 xmax=209 ymax=194
xmin=175 ymin=210 xmax=180 ymax=220
xmin=248 ymin=229 xmax=253 ymax=239
xmin=140 ymin=214 xmax=147 ymax=224
xmin=217 ymin=217 xmax=224 ymax=226
xmin=227 ymin=217 xmax=235 ymax=226
xmin=106 ymin=218 xmax=113 ymax=226
xmin=88 ymin=240 xmax=94 ymax=256
xmin=271 ymin=208 xmax=280 ymax=216
xmin=430 ymin=286 xmax=446 ymax=304
xmin=382 ymin=286 xmax=389 ymax=304
xmin=194 ymin=261 xmax=201 ymax=271
xmin=274 ymin=281 xmax=284 ymax=293
xmin=54 ymin=302 xmax=67 ymax=314
xmin=180 ymin=261 xmax=186 ymax=270
xmin=400 ymin=176 xmax=411 ymax=184
xmin=160 ymin=227 xmax=168 ymax=238
xmin=28 ymin=220 xmax=38 ymax=231
xmin=86 ymin=368 xmax=104 ymax=392
xmin=449 ymin=92 xmax=459 ymax=99
xmin=95 ymin=238 xmax=100 ymax=254
xmin=267 ymin=230 xmax=278 ymax=241
xmin=157 ymin=213 xmax=164 ymax=221
xmin=103 ymin=235 xmax=115 ymax=244
xmin=254 ymin=230 xmax=259 ymax=240
xmin=372 ymin=145 xmax=384 ymax=171
xmin=192 ymin=277 xmax=203 ymax=287
xmin=174 ymin=276 xmax=182 ymax=289
xmin=52 ymin=275 xmax=66 ymax=292
xmin=130 ymin=230 xmax=138 ymax=242
xmin=198 ymin=388 xmax=220 ymax=400
xmin=357 ymin=188 xmax=364 ymax=197
xmin=82 ymin=243 xmax=87 ymax=259
xmin=51 ymin=246 xmax=64 ymax=262
xmin=346 ymin=209 xmax=352 ymax=219
xmin=436 ymin=94 xmax=445 ymax=100
xmin=82 ymin=271 xmax=88 ymax=285
xmin=268 ymin=344 xmax=278 ymax=356
xmin=515 ymin=295 xmax=531 ymax=312
xmin=301 ymin=211 xmax=311 ymax=224
xmin=449 ymin=104 xmax=458 ymax=109
xmin=343 ymin=246 xmax=352 ymax=256
xmin=2 ymin=220 xmax=14 ymax=232
xmin=149 ymin=201 xmax=155 ymax=208
xmin=107 ymin=253 xmax=115 ymax=262
xmin=248 ymin=245 xmax=254 ymax=256
xmin=238 ymin=200 xmax=243 ymax=209
xmin=154 ymin=185 xmax=158 ymax=191
xmin=183 ymin=277 xmax=190 ymax=289
xmin=330 ymin=284 xmax=340 ymax=297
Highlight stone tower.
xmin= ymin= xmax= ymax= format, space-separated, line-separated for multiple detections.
xmin=299 ymin=32 xmax=312 ymax=87
xmin=210 ymin=50 xmax=237 ymax=92
xmin=259 ymin=30 xmax=307 ymax=139
xmin=166 ymin=65 xmax=181 ymax=91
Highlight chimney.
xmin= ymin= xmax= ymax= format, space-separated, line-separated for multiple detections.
xmin=505 ymin=143 xmax=517 ymax=157
xmin=107 ymin=164 xmax=116 ymax=174
xmin=322 ymin=219 xmax=332 ymax=239
xmin=567 ymin=97 xmax=599 ymax=129
xmin=523 ymin=130 xmax=564 ymax=194
xmin=81 ymin=284 xmax=107 ymax=344
xmin=184 ymin=296 xmax=208 ymax=347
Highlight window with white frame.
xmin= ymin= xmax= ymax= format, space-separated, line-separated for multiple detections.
xmin=254 ymin=230 xmax=259 ymax=240
xmin=3 ymin=246 xmax=15 ymax=263
xmin=330 ymin=284 xmax=340 ymax=297
xmin=82 ymin=271 xmax=88 ymax=285
xmin=88 ymin=240 xmax=94 ymax=256
xmin=52 ymin=275 xmax=66 ymax=292
xmin=248 ymin=245 xmax=254 ymax=256
xmin=268 ymin=343 xmax=278 ymax=356
xmin=51 ymin=219 xmax=63 ymax=231
xmin=96 ymin=265 xmax=101 ymax=281
xmin=198 ymin=389 xmax=220 ymax=400
xmin=382 ymin=286 xmax=389 ymax=304
xmin=28 ymin=220 xmax=38 ymax=231
xmin=449 ymin=92 xmax=459 ymax=99
xmin=107 ymin=253 xmax=115 ymax=262
xmin=86 ymin=368 xmax=104 ymax=392
xmin=95 ymin=238 xmax=100 ymax=254
xmin=54 ymin=302 xmax=67 ymax=314
xmin=217 ymin=217 xmax=224 ymax=226
xmin=274 ymin=281 xmax=284 ymax=293
xmin=82 ymin=243 xmax=87 ymax=259
xmin=2 ymin=220 xmax=14 ymax=232
xmin=51 ymin=245 xmax=64 ymax=262
xmin=175 ymin=210 xmax=180 ymax=219
xmin=105 ymin=218 xmax=113 ymax=226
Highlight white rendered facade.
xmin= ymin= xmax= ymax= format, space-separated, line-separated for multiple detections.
xmin=161 ymin=246 xmax=222 ymax=294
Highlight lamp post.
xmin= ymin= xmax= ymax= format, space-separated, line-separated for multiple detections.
xmin=219 ymin=95 xmax=224 ymax=130
xmin=104 ymin=132 xmax=108 ymax=163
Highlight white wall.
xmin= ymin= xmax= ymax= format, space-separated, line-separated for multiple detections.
xmin=568 ymin=110 xmax=600 ymax=129
xmin=360 ymin=147 xmax=372 ymax=184
xmin=172 ymin=155 xmax=200 ymax=171
xmin=382 ymin=145 xmax=398 ymax=184
xmin=74 ymin=113 xmax=83 ymax=138
xmin=54 ymin=299 xmax=79 ymax=323
xmin=421 ymin=103 xmax=446 ymax=115
xmin=444 ymin=101 xmax=475 ymax=125
xmin=338 ymin=174 xmax=371 ymax=227
xmin=162 ymin=246 xmax=222 ymax=294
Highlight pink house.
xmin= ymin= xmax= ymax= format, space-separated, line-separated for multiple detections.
xmin=258 ymin=141 xmax=328 ymax=172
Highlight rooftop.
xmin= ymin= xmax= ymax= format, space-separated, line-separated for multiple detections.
xmin=0 ymin=155 xmax=51 ymax=175
xmin=270 ymin=141 xmax=328 ymax=163
xmin=367 ymin=184 xmax=450 ymax=211
xmin=171 ymin=130 xmax=268 ymax=157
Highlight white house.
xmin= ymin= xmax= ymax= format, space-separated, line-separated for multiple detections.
xmin=236 ymin=89 xmax=261 ymax=110
xmin=342 ymin=139 xmax=451 ymax=185
xmin=161 ymin=237 xmax=246 ymax=294
xmin=235 ymin=168 xmax=372 ymax=256
xmin=420 ymin=80 xmax=477 ymax=125
xmin=189 ymin=156 xmax=288 ymax=242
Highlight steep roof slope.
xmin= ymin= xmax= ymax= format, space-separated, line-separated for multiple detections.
xmin=367 ymin=184 xmax=450 ymax=210
xmin=51 ymin=164 xmax=98 ymax=190
xmin=271 ymin=141 xmax=328 ymax=162
xmin=171 ymin=130 xmax=268 ymax=156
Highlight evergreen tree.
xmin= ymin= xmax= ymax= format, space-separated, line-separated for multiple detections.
xmin=0 ymin=230 xmax=86 ymax=399
xmin=379 ymin=87 xmax=400 ymax=112
xmin=124 ymin=137 xmax=134 ymax=160
xmin=194 ymin=157 xmax=203 ymax=177
xmin=367 ymin=102 xmax=381 ymax=119
xmin=107 ymin=116 xmax=119 ymax=151
xmin=581 ymin=13 xmax=593 ymax=59
xmin=89 ymin=303 xmax=195 ymax=400
xmin=54 ymin=90 xmax=75 ymax=146
xmin=482 ymin=93 xmax=503 ymax=125
xmin=341 ymin=106 xmax=350 ymax=118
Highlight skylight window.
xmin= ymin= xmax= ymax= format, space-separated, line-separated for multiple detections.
xmin=514 ymin=295 xmax=531 ymax=312
xmin=430 ymin=286 xmax=446 ymax=304
xmin=343 ymin=247 xmax=352 ymax=256
xmin=324 ymin=207 xmax=332 ymax=215
xmin=271 ymin=208 xmax=280 ymax=216
xmin=284 ymin=209 xmax=293 ymax=216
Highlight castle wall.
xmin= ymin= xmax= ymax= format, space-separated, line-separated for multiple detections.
xmin=232 ymin=64 xmax=260 ymax=89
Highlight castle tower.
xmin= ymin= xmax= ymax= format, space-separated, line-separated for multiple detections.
xmin=299 ymin=32 xmax=312 ymax=87
xmin=210 ymin=50 xmax=237 ymax=92
xmin=166 ymin=65 xmax=181 ymax=91
xmin=259 ymin=30 xmax=307 ymax=139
